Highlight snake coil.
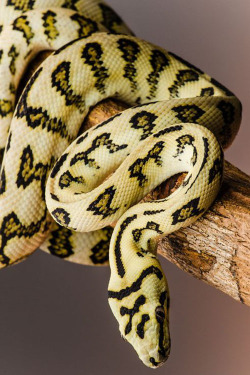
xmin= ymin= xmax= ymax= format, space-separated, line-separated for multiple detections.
xmin=0 ymin=0 xmax=241 ymax=368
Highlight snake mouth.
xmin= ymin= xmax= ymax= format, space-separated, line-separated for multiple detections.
xmin=149 ymin=354 xmax=168 ymax=368
xmin=149 ymin=344 xmax=171 ymax=368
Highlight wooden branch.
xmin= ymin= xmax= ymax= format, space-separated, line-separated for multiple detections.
xmin=20 ymin=51 xmax=250 ymax=306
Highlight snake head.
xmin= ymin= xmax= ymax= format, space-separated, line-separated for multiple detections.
xmin=109 ymin=282 xmax=170 ymax=368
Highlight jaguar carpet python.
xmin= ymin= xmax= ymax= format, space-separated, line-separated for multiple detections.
xmin=0 ymin=0 xmax=242 ymax=368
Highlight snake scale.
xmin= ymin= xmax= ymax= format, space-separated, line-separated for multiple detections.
xmin=0 ymin=0 xmax=242 ymax=368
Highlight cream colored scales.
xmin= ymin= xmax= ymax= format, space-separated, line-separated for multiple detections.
xmin=0 ymin=0 xmax=241 ymax=368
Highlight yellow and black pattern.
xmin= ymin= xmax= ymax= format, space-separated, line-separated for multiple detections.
xmin=0 ymin=207 xmax=48 ymax=266
xmin=0 ymin=2 xmax=131 ymax=166
xmin=51 ymin=61 xmax=85 ymax=111
xmin=81 ymin=42 xmax=109 ymax=94
xmin=117 ymin=38 xmax=140 ymax=91
xmin=86 ymin=186 xmax=119 ymax=219
xmin=69 ymin=132 xmax=128 ymax=169
xmin=17 ymin=67 xmax=73 ymax=140
xmin=70 ymin=13 xmax=99 ymax=38
xmin=129 ymin=110 xmax=157 ymax=140
xmin=6 ymin=0 xmax=35 ymax=12
xmin=12 ymin=15 xmax=34 ymax=44
xmin=169 ymin=69 xmax=200 ymax=98
xmin=42 ymin=10 xmax=59 ymax=40
xmin=147 ymin=49 xmax=169 ymax=98
xmin=98 ymin=2 xmax=132 ymax=34
xmin=8 ymin=45 xmax=19 ymax=74
xmin=0 ymin=99 xmax=13 ymax=117
xmin=47 ymin=225 xmax=74 ymax=258
xmin=128 ymin=141 xmax=164 ymax=187
xmin=0 ymin=1 xmax=242 ymax=369
xmin=89 ymin=226 xmax=112 ymax=264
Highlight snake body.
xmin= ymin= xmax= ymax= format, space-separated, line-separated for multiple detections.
xmin=0 ymin=0 xmax=242 ymax=368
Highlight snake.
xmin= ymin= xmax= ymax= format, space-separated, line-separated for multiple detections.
xmin=0 ymin=0 xmax=242 ymax=369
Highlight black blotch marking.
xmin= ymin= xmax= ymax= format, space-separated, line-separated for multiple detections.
xmin=217 ymin=100 xmax=235 ymax=146
xmin=81 ymin=42 xmax=109 ymax=94
xmin=70 ymin=132 xmax=127 ymax=169
xmin=76 ymin=132 xmax=88 ymax=144
xmin=172 ymin=197 xmax=204 ymax=225
xmin=61 ymin=0 xmax=78 ymax=10
xmin=8 ymin=45 xmax=19 ymax=75
xmin=114 ymin=215 xmax=137 ymax=278
xmin=117 ymin=38 xmax=140 ymax=91
xmin=50 ymin=193 xmax=59 ymax=201
xmin=132 ymin=221 xmax=162 ymax=243
xmin=185 ymin=136 xmax=209 ymax=192
xmin=157 ymin=291 xmax=169 ymax=359
xmin=70 ymin=13 xmax=99 ymax=38
xmin=200 ymin=87 xmax=214 ymax=96
xmin=99 ymin=3 xmax=127 ymax=33
xmin=6 ymin=132 xmax=12 ymax=151
xmin=147 ymin=49 xmax=169 ymax=98
xmin=16 ymin=67 xmax=71 ymax=140
xmin=0 ymin=208 xmax=47 ymax=266
xmin=209 ymin=153 xmax=224 ymax=184
xmin=51 ymin=207 xmax=71 ymax=226
xmin=143 ymin=209 xmax=165 ymax=215
xmin=172 ymin=104 xmax=205 ymax=123
xmin=153 ymin=125 xmax=183 ymax=138
xmin=59 ymin=170 xmax=85 ymax=189
xmin=130 ymin=111 xmax=157 ymax=140
xmin=51 ymin=61 xmax=84 ymax=111
xmin=16 ymin=145 xmax=51 ymax=197
xmin=87 ymin=185 xmax=119 ymax=219
xmin=42 ymin=10 xmax=58 ymax=40
xmin=108 ymin=265 xmax=163 ymax=300
xmin=0 ymin=148 xmax=4 ymax=165
xmin=137 ymin=314 xmax=150 ymax=339
xmin=90 ymin=227 xmax=113 ymax=264
xmin=7 ymin=0 xmax=35 ymax=11
xmin=128 ymin=141 xmax=164 ymax=187
xmin=48 ymin=226 xmax=73 ymax=258
xmin=50 ymin=153 xmax=68 ymax=178
xmin=120 ymin=295 xmax=146 ymax=335
xmin=174 ymin=134 xmax=195 ymax=158
xmin=169 ymin=69 xmax=199 ymax=98
xmin=0 ymin=99 xmax=13 ymax=118
xmin=12 ymin=15 xmax=34 ymax=44
xmin=0 ymin=169 xmax=6 ymax=195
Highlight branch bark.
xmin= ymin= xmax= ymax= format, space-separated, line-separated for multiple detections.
xmin=21 ymin=51 xmax=250 ymax=306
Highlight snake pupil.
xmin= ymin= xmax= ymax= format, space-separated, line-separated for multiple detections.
xmin=155 ymin=306 xmax=165 ymax=323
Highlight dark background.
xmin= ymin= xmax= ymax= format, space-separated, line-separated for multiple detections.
xmin=0 ymin=1 xmax=249 ymax=374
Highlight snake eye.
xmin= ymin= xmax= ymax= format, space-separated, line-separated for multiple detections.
xmin=155 ymin=306 xmax=165 ymax=323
